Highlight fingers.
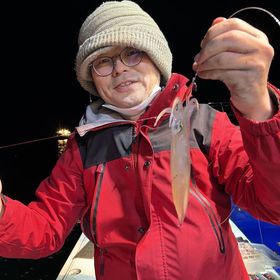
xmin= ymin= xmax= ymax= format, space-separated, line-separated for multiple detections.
xmin=193 ymin=17 xmax=273 ymax=75
xmin=201 ymin=17 xmax=268 ymax=49
xmin=194 ymin=33 xmax=271 ymax=72
xmin=0 ymin=179 xmax=2 ymax=193
xmin=197 ymin=31 xmax=260 ymax=67
xmin=195 ymin=52 xmax=252 ymax=74
xmin=211 ymin=17 xmax=226 ymax=26
xmin=198 ymin=19 xmax=269 ymax=62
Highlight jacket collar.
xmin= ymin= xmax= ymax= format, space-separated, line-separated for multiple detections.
xmin=76 ymin=73 xmax=190 ymax=136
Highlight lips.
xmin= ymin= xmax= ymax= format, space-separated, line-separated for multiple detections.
xmin=114 ymin=80 xmax=135 ymax=89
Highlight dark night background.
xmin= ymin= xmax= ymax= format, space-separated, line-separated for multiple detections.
xmin=0 ymin=0 xmax=279 ymax=279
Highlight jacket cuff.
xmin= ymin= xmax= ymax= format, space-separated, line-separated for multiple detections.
xmin=231 ymin=84 xmax=280 ymax=136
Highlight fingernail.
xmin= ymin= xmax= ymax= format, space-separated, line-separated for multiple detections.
xmin=211 ymin=17 xmax=226 ymax=26
xmin=193 ymin=62 xmax=198 ymax=71
xmin=194 ymin=53 xmax=200 ymax=62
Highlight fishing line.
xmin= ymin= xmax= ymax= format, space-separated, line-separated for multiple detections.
xmin=228 ymin=6 xmax=280 ymax=26
xmin=0 ymin=135 xmax=70 ymax=150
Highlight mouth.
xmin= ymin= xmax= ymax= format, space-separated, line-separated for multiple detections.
xmin=114 ymin=80 xmax=136 ymax=89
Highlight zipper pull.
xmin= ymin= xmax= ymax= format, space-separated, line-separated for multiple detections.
xmin=96 ymin=163 xmax=105 ymax=174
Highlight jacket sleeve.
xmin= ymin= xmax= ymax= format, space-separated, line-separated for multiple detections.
xmin=0 ymin=133 xmax=87 ymax=259
xmin=210 ymin=85 xmax=280 ymax=225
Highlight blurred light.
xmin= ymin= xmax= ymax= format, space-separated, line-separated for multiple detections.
xmin=56 ymin=128 xmax=71 ymax=137
xmin=56 ymin=128 xmax=71 ymax=156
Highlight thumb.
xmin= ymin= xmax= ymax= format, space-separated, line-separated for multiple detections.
xmin=0 ymin=179 xmax=2 ymax=193
xmin=211 ymin=17 xmax=227 ymax=26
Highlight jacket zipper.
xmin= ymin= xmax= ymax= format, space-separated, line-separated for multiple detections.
xmin=99 ymin=247 xmax=107 ymax=276
xmin=190 ymin=178 xmax=225 ymax=254
xmin=90 ymin=162 xmax=107 ymax=276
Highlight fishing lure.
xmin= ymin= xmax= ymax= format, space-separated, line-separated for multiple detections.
xmin=154 ymin=79 xmax=199 ymax=224
xmin=169 ymin=84 xmax=199 ymax=224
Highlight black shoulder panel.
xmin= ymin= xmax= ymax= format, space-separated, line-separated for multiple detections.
xmin=75 ymin=124 xmax=133 ymax=169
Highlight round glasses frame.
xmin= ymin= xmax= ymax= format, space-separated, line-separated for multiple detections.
xmin=90 ymin=47 xmax=144 ymax=77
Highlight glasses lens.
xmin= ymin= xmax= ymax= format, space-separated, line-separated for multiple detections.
xmin=91 ymin=48 xmax=144 ymax=77
xmin=121 ymin=48 xmax=143 ymax=67
xmin=92 ymin=57 xmax=113 ymax=76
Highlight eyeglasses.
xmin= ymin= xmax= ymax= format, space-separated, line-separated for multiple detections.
xmin=90 ymin=47 xmax=144 ymax=77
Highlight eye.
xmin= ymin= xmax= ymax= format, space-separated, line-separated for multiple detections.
xmin=93 ymin=57 xmax=112 ymax=67
xmin=125 ymin=48 xmax=141 ymax=57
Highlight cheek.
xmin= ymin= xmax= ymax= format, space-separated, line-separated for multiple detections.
xmin=93 ymin=77 xmax=110 ymax=97
xmin=97 ymin=88 xmax=113 ymax=104
xmin=142 ymin=69 xmax=161 ymax=90
xmin=144 ymin=64 xmax=161 ymax=84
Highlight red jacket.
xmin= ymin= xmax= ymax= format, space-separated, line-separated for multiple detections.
xmin=0 ymin=73 xmax=279 ymax=280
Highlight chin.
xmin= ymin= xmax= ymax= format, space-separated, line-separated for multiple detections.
xmin=119 ymin=99 xmax=143 ymax=108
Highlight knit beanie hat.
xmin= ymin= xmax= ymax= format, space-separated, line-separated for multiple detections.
xmin=75 ymin=0 xmax=172 ymax=96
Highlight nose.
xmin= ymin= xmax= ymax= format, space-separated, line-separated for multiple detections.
xmin=112 ymin=56 xmax=128 ymax=76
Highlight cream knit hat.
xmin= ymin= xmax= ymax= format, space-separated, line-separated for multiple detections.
xmin=75 ymin=0 xmax=172 ymax=96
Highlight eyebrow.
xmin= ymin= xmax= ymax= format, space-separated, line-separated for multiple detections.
xmin=97 ymin=47 xmax=127 ymax=58
xmin=98 ymin=49 xmax=117 ymax=56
